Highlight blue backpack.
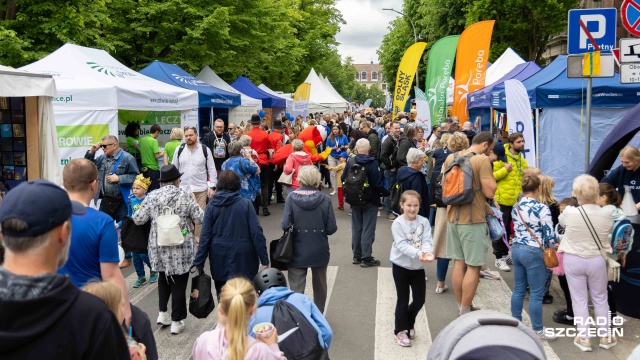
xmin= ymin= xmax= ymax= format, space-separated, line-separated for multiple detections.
xmin=611 ymin=219 xmax=634 ymax=254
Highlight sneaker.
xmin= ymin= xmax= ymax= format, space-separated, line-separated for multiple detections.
xmin=574 ymin=337 xmax=592 ymax=352
xmin=543 ymin=294 xmax=553 ymax=304
xmin=157 ymin=312 xmax=171 ymax=326
xmin=330 ymin=191 xmax=336 ymax=196
xmin=352 ymin=257 xmax=362 ymax=265
xmin=171 ymin=320 xmax=186 ymax=335
xmin=408 ymin=329 xmax=416 ymax=339
xmin=505 ymin=254 xmax=513 ymax=265
xmin=149 ymin=272 xmax=159 ymax=283
xmin=480 ymin=269 xmax=501 ymax=280
xmin=387 ymin=213 xmax=397 ymax=220
xmin=552 ymin=310 xmax=574 ymax=325
xmin=337 ymin=206 xmax=344 ymax=211
xmin=599 ymin=336 xmax=617 ymax=349
xmin=435 ymin=285 xmax=449 ymax=294
xmin=536 ymin=329 xmax=557 ymax=342
xmin=133 ymin=277 xmax=147 ymax=288
xmin=361 ymin=257 xmax=381 ymax=268
xmin=495 ymin=257 xmax=511 ymax=272
xmin=395 ymin=331 xmax=411 ymax=347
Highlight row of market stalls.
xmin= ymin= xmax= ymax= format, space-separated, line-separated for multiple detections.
xmin=0 ymin=43 xmax=349 ymax=185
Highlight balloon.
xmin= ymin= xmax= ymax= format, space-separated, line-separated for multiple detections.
xmin=285 ymin=112 xmax=291 ymax=120
xmin=259 ymin=110 xmax=266 ymax=118
xmin=118 ymin=245 xmax=125 ymax=265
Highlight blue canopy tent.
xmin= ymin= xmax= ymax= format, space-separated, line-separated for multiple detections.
xmin=231 ymin=76 xmax=286 ymax=109
xmin=140 ymin=61 xmax=241 ymax=131
xmin=468 ymin=61 xmax=541 ymax=130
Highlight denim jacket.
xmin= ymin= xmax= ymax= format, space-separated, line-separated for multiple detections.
xmin=85 ymin=148 xmax=140 ymax=200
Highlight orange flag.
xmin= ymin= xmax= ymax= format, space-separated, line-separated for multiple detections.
xmin=452 ymin=20 xmax=495 ymax=122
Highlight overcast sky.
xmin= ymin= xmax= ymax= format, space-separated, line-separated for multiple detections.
xmin=335 ymin=0 xmax=405 ymax=65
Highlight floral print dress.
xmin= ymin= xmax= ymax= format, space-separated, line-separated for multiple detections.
xmin=133 ymin=185 xmax=204 ymax=275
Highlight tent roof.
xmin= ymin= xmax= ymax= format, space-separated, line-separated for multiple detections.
xmin=258 ymin=84 xmax=293 ymax=108
xmin=231 ymin=76 xmax=286 ymax=108
xmin=537 ymin=68 xmax=640 ymax=108
xmin=485 ymin=48 xmax=525 ymax=86
xmin=303 ymin=68 xmax=349 ymax=108
xmin=0 ymin=65 xmax=57 ymax=97
xmin=319 ymin=73 xmax=349 ymax=103
xmin=19 ymin=43 xmax=198 ymax=111
xmin=140 ymin=61 xmax=240 ymax=108
xmin=196 ymin=66 xmax=262 ymax=108
xmin=468 ymin=61 xmax=541 ymax=109
xmin=490 ymin=55 xmax=567 ymax=110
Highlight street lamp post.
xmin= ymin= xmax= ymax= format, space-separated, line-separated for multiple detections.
xmin=383 ymin=8 xmax=419 ymax=89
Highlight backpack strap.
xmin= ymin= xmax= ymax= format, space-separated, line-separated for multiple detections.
xmin=176 ymin=144 xmax=186 ymax=169
xmin=176 ymin=143 xmax=210 ymax=182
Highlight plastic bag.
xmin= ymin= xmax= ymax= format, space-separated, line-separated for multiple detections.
xmin=621 ymin=185 xmax=638 ymax=216
xmin=189 ymin=270 xmax=215 ymax=319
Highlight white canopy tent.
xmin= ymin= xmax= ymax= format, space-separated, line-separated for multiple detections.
xmin=303 ymin=68 xmax=349 ymax=113
xmin=196 ymin=66 xmax=262 ymax=125
xmin=319 ymin=74 xmax=349 ymax=103
xmin=484 ymin=48 xmax=525 ymax=86
xmin=257 ymin=84 xmax=293 ymax=112
xmin=20 ymin=43 xmax=199 ymax=164
xmin=0 ymin=66 xmax=61 ymax=184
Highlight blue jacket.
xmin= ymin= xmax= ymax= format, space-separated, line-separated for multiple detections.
xmin=282 ymin=186 xmax=337 ymax=268
xmin=601 ymin=164 xmax=640 ymax=203
xmin=194 ymin=190 xmax=269 ymax=282
xmin=397 ymin=166 xmax=430 ymax=217
xmin=85 ymin=148 xmax=139 ymax=201
xmin=249 ymin=287 xmax=332 ymax=349
xmin=341 ymin=154 xmax=390 ymax=207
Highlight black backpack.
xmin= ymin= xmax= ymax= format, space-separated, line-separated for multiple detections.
xmin=389 ymin=180 xmax=404 ymax=214
xmin=343 ymin=158 xmax=371 ymax=206
xmin=269 ymin=297 xmax=329 ymax=360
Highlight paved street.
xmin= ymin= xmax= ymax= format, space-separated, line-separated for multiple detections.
xmin=122 ymin=189 xmax=640 ymax=360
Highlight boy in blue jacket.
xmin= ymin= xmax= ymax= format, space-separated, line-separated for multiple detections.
xmin=250 ymin=268 xmax=333 ymax=351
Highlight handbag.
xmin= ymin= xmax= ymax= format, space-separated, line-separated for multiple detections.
xmin=278 ymin=169 xmax=294 ymax=186
xmin=189 ymin=269 xmax=215 ymax=318
xmin=270 ymin=212 xmax=294 ymax=269
xmin=577 ymin=207 xmax=621 ymax=282
xmin=515 ymin=205 xmax=559 ymax=268
xmin=101 ymin=194 xmax=124 ymax=217
xmin=487 ymin=206 xmax=505 ymax=242
xmin=121 ymin=216 xmax=150 ymax=253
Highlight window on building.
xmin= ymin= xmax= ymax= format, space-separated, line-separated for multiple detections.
xmin=355 ymin=72 xmax=359 ymax=80
xmin=372 ymin=71 xmax=378 ymax=80
xmin=361 ymin=71 xmax=367 ymax=81
xmin=381 ymin=84 xmax=387 ymax=91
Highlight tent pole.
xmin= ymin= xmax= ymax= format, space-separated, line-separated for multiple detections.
xmin=585 ymin=77 xmax=592 ymax=172
xmin=490 ymin=107 xmax=494 ymax=137
xmin=535 ymin=108 xmax=540 ymax=169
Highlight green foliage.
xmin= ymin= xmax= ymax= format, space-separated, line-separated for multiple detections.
xmin=0 ymin=0 xmax=357 ymax=97
xmin=350 ymin=83 xmax=386 ymax=109
xmin=377 ymin=18 xmax=413 ymax=93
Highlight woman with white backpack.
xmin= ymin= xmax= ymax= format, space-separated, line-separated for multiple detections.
xmin=133 ymin=164 xmax=204 ymax=335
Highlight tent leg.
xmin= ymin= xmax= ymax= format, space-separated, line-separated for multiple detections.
xmin=535 ymin=108 xmax=540 ymax=169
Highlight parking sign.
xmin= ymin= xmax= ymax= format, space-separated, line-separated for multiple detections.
xmin=567 ymin=8 xmax=617 ymax=54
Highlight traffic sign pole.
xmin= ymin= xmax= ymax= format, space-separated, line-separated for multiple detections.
xmin=585 ymin=77 xmax=593 ymax=171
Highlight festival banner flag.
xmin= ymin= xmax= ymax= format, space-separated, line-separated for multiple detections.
xmin=292 ymin=82 xmax=311 ymax=118
xmin=393 ymin=42 xmax=428 ymax=117
xmin=414 ymin=87 xmax=432 ymax=139
xmin=505 ymin=79 xmax=535 ymax=163
xmin=452 ymin=20 xmax=495 ymax=122
xmin=426 ymin=35 xmax=459 ymax=125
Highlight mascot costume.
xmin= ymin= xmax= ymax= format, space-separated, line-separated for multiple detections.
xmin=271 ymin=125 xmax=331 ymax=166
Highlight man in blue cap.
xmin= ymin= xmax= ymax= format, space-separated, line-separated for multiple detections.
xmin=0 ymin=179 xmax=129 ymax=359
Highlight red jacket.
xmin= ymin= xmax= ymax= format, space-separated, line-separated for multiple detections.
xmin=268 ymin=131 xmax=285 ymax=153
xmin=246 ymin=127 xmax=271 ymax=166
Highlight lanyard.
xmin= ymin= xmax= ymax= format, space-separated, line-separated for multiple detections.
xmin=508 ymin=152 xmax=523 ymax=175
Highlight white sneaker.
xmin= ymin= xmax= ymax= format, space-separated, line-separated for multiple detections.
xmin=480 ymin=269 xmax=501 ymax=280
xmin=171 ymin=320 xmax=185 ymax=335
xmin=537 ymin=329 xmax=557 ymax=342
xmin=495 ymin=258 xmax=511 ymax=272
xmin=157 ymin=312 xmax=171 ymax=326
xmin=330 ymin=191 xmax=336 ymax=196
xmin=505 ymin=254 xmax=513 ymax=265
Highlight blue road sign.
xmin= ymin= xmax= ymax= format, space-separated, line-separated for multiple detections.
xmin=568 ymin=8 xmax=617 ymax=54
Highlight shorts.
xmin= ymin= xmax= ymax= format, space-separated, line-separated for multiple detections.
xmin=446 ymin=222 xmax=490 ymax=267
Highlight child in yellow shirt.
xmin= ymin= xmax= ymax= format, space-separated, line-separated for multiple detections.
xmin=323 ymin=152 xmax=348 ymax=210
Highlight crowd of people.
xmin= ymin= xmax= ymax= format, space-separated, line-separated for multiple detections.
xmin=0 ymin=106 xmax=638 ymax=359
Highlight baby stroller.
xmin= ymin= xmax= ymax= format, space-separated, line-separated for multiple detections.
xmin=427 ymin=310 xmax=546 ymax=360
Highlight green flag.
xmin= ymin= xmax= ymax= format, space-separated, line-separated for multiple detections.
xmin=426 ymin=35 xmax=459 ymax=125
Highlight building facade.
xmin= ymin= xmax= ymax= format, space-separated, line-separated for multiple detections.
xmin=354 ymin=62 xmax=390 ymax=96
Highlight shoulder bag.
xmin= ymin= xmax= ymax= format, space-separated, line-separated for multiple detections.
xmin=516 ymin=204 xmax=559 ymax=268
xmin=577 ymin=206 xmax=621 ymax=282
xmin=278 ymin=168 xmax=294 ymax=186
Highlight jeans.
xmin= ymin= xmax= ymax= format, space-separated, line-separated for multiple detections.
xmin=132 ymin=252 xmax=152 ymax=278
xmin=351 ymin=202 xmax=378 ymax=260
xmin=511 ymin=243 xmax=546 ymax=332
xmin=392 ymin=264 xmax=426 ymax=334
xmin=436 ymin=258 xmax=450 ymax=282
xmin=384 ymin=169 xmax=397 ymax=215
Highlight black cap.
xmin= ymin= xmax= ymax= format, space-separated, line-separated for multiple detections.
xmin=159 ymin=164 xmax=183 ymax=182
xmin=0 ymin=179 xmax=85 ymax=237
xmin=250 ymin=114 xmax=261 ymax=125
xmin=493 ymin=141 xmax=507 ymax=162
xmin=272 ymin=119 xmax=283 ymax=129
xmin=254 ymin=268 xmax=287 ymax=294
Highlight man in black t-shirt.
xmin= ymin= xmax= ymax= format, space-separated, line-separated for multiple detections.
xmin=202 ymin=118 xmax=231 ymax=172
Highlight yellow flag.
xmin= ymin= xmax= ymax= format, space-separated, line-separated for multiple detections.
xmin=452 ymin=20 xmax=495 ymax=122
xmin=293 ymin=82 xmax=311 ymax=117
xmin=393 ymin=42 xmax=428 ymax=118
xmin=294 ymin=82 xmax=311 ymax=100
xmin=583 ymin=51 xmax=601 ymax=76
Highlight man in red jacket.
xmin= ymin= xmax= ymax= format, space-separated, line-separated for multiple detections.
xmin=246 ymin=114 xmax=273 ymax=216
xmin=268 ymin=118 xmax=286 ymax=204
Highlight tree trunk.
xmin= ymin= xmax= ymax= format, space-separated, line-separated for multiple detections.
xmin=5 ymin=0 xmax=17 ymax=20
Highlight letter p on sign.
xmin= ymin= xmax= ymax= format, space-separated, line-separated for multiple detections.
xmin=567 ymin=8 xmax=617 ymax=55
xmin=580 ymin=15 xmax=606 ymax=48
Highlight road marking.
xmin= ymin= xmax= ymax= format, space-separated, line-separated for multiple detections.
xmin=473 ymin=276 xmax=560 ymax=360
xmin=375 ymin=267 xmax=432 ymax=360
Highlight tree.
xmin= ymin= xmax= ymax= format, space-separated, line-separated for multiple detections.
xmin=377 ymin=18 xmax=413 ymax=94
xmin=366 ymin=84 xmax=386 ymax=109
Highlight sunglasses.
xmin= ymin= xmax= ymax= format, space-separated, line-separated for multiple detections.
xmin=100 ymin=143 xmax=116 ymax=149
xmin=184 ymin=126 xmax=197 ymax=131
